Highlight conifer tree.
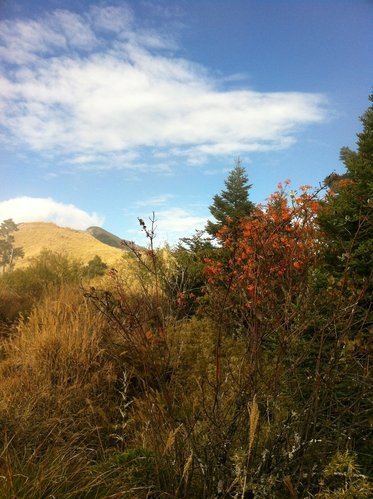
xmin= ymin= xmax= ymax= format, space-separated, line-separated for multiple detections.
xmin=206 ymin=159 xmax=254 ymax=238
xmin=319 ymin=93 xmax=373 ymax=278
xmin=317 ymin=94 xmax=372 ymax=475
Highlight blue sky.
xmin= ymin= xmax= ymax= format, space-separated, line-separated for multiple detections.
xmin=0 ymin=0 xmax=372 ymax=245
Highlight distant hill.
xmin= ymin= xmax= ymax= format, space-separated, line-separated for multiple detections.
xmin=87 ymin=226 xmax=142 ymax=252
xmin=13 ymin=222 xmax=125 ymax=268
xmin=86 ymin=226 xmax=125 ymax=249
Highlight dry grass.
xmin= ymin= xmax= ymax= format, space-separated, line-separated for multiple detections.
xmin=0 ymin=235 xmax=370 ymax=497
xmin=13 ymin=222 xmax=125 ymax=268
xmin=1 ymin=287 xmax=109 ymax=385
xmin=0 ymin=285 xmax=127 ymax=496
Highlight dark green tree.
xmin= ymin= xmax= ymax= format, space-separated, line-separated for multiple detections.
xmin=84 ymin=255 xmax=108 ymax=278
xmin=317 ymin=93 xmax=373 ymax=476
xmin=206 ymin=159 xmax=255 ymax=238
xmin=319 ymin=93 xmax=373 ymax=279
xmin=171 ymin=230 xmax=215 ymax=314
xmin=0 ymin=219 xmax=24 ymax=273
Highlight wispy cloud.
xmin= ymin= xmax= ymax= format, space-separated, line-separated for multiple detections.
xmin=155 ymin=208 xmax=207 ymax=238
xmin=129 ymin=207 xmax=207 ymax=246
xmin=135 ymin=194 xmax=174 ymax=207
xmin=0 ymin=4 xmax=328 ymax=171
xmin=0 ymin=197 xmax=104 ymax=230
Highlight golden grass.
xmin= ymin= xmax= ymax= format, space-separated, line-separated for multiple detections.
xmin=0 ymin=285 xmax=123 ymax=495
xmin=13 ymin=222 xmax=125 ymax=268
xmin=0 ymin=286 xmax=117 ymax=417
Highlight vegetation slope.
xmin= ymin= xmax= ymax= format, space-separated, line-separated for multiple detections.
xmin=0 ymin=95 xmax=371 ymax=498
xmin=13 ymin=222 xmax=125 ymax=268
xmin=87 ymin=225 xmax=128 ymax=249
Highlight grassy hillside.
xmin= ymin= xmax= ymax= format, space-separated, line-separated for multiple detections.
xmin=13 ymin=222 xmax=125 ymax=268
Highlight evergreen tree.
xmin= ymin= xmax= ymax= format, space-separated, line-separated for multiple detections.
xmin=319 ymin=93 xmax=373 ymax=279
xmin=317 ymin=93 xmax=373 ymax=475
xmin=206 ymin=159 xmax=254 ymax=237
xmin=172 ymin=230 xmax=215 ymax=312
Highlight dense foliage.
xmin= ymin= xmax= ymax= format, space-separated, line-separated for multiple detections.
xmin=319 ymin=94 xmax=373 ymax=280
xmin=0 ymin=97 xmax=371 ymax=498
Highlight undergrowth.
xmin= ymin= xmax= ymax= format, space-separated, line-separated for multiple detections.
xmin=0 ymin=183 xmax=371 ymax=497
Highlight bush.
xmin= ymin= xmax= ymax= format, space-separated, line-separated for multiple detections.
xmin=0 ymin=250 xmax=84 ymax=322
xmin=83 ymin=254 xmax=108 ymax=278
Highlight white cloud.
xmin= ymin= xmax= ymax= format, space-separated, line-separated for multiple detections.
xmin=89 ymin=5 xmax=134 ymax=34
xmin=0 ymin=9 xmax=97 ymax=64
xmin=0 ymin=197 xmax=104 ymax=230
xmin=132 ymin=207 xmax=207 ymax=245
xmin=50 ymin=10 xmax=98 ymax=50
xmin=135 ymin=194 xmax=174 ymax=207
xmin=0 ymin=5 xmax=328 ymax=170
xmin=156 ymin=208 xmax=206 ymax=234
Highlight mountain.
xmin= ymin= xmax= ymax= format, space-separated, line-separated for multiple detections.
xmin=13 ymin=222 xmax=125 ymax=268
xmin=87 ymin=226 xmax=142 ymax=251
xmin=86 ymin=226 xmax=125 ymax=249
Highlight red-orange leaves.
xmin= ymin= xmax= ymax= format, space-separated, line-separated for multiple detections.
xmin=337 ymin=178 xmax=354 ymax=189
xmin=205 ymin=182 xmax=321 ymax=311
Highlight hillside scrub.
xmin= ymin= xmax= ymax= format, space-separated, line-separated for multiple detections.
xmin=0 ymin=250 xmax=115 ymax=327
xmin=0 ymin=250 xmax=86 ymax=325
xmin=0 ymin=195 xmax=370 ymax=497
xmin=0 ymin=100 xmax=372 ymax=497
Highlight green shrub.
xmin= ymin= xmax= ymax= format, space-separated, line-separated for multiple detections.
xmin=0 ymin=250 xmax=84 ymax=322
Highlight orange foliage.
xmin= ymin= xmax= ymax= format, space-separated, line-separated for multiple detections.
xmin=337 ymin=178 xmax=355 ymax=189
xmin=205 ymin=183 xmax=321 ymax=308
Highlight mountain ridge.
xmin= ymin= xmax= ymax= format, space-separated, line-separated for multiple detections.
xmin=86 ymin=225 xmax=125 ymax=249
